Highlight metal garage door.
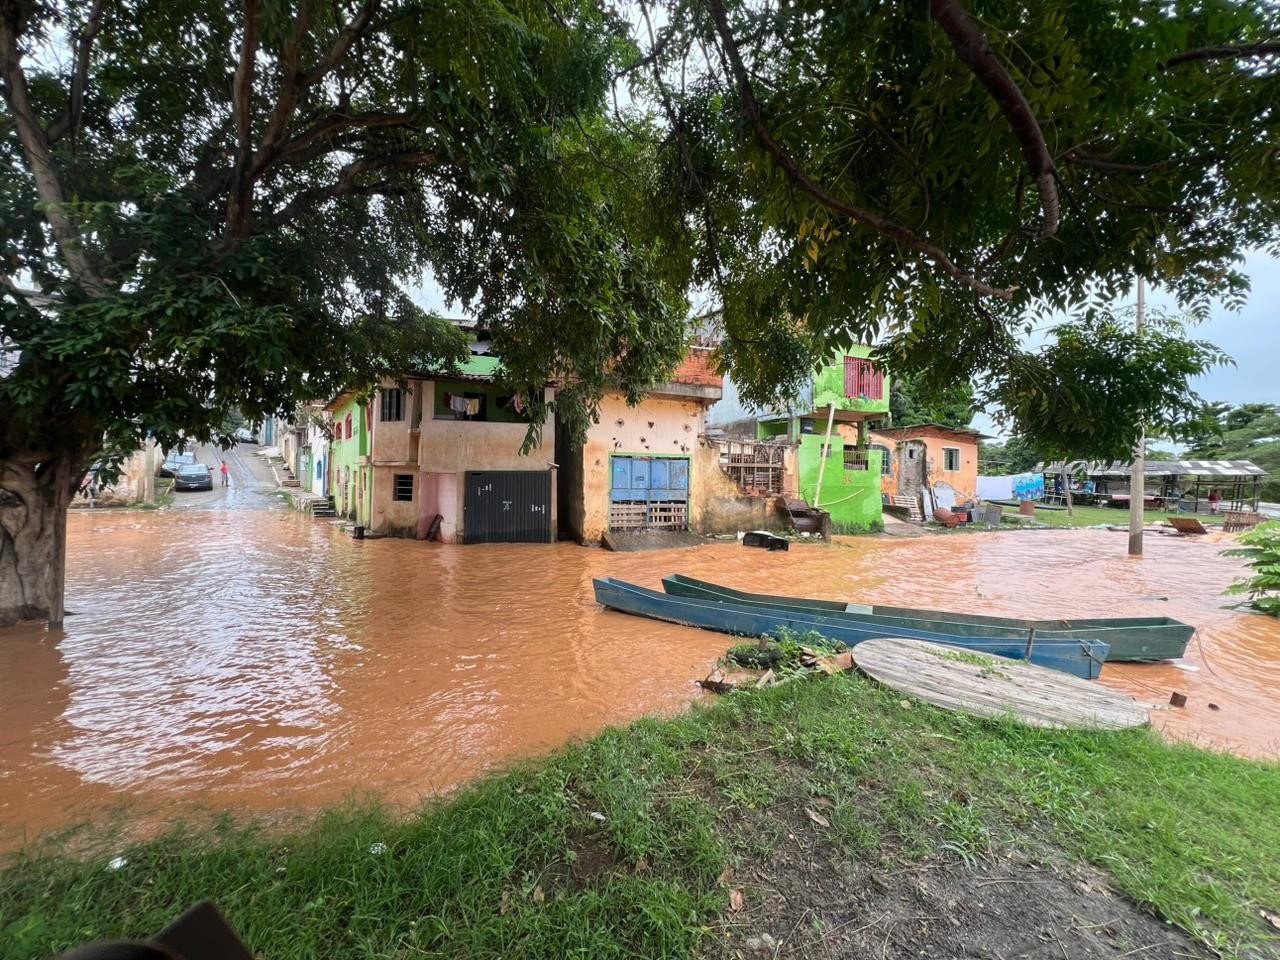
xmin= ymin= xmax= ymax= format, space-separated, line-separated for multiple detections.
xmin=463 ymin=471 xmax=552 ymax=544
xmin=609 ymin=456 xmax=689 ymax=530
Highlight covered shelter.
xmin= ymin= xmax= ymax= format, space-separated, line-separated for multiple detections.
xmin=1039 ymin=460 xmax=1268 ymax=513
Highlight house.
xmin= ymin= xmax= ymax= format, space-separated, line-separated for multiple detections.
xmin=325 ymin=355 xmax=558 ymax=542
xmin=555 ymin=344 xmax=731 ymax=542
xmin=326 ymin=390 xmax=371 ymax=523
xmin=710 ymin=346 xmax=890 ymax=533
xmin=871 ymin=423 xmax=990 ymax=512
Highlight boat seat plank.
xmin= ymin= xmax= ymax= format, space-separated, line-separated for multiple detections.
xmin=852 ymin=639 xmax=1148 ymax=730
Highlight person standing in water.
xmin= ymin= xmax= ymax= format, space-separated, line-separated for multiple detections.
xmin=220 ymin=460 xmax=230 ymax=487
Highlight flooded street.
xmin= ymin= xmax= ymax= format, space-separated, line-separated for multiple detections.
xmin=2 ymin=467 xmax=1278 ymax=850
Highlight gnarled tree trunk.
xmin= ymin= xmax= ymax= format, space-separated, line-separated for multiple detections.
xmin=0 ymin=455 xmax=77 ymax=629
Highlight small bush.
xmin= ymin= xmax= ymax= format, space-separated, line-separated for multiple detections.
xmin=1223 ymin=520 xmax=1280 ymax=615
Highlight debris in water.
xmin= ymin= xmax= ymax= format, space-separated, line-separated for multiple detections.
xmin=1169 ymin=692 xmax=1188 ymax=708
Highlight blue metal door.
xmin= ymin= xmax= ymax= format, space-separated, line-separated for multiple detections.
xmin=609 ymin=456 xmax=690 ymax=530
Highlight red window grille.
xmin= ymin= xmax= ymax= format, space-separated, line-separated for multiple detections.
xmin=843 ymin=357 xmax=884 ymax=400
xmin=344 ymin=413 xmax=353 ymax=439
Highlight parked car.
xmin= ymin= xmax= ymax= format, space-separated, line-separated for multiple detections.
xmin=158 ymin=451 xmax=197 ymax=478
xmin=234 ymin=428 xmax=257 ymax=444
xmin=173 ymin=463 xmax=213 ymax=491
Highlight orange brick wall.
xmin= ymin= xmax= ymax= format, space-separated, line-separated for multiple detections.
xmin=672 ymin=347 xmax=723 ymax=387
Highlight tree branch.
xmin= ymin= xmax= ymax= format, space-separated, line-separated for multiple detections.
xmin=267 ymin=150 xmax=436 ymax=225
xmin=0 ymin=13 xmax=108 ymax=296
xmin=45 ymin=0 xmax=110 ymax=147
xmin=1160 ymin=41 xmax=1280 ymax=68
xmin=226 ymin=0 xmax=262 ymax=240
xmin=929 ymin=0 xmax=1059 ymax=238
xmin=274 ymin=110 xmax=417 ymax=166
xmin=250 ymin=0 xmax=317 ymax=180
xmin=298 ymin=0 xmax=379 ymax=87
xmin=704 ymin=0 xmax=1014 ymax=300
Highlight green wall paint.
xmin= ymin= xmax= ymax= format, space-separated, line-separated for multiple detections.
xmin=796 ymin=433 xmax=883 ymax=533
xmin=329 ymin=397 xmax=372 ymax=524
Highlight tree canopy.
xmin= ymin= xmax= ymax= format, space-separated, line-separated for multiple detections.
xmin=0 ymin=0 xmax=690 ymax=624
xmin=629 ymin=0 xmax=1278 ymax=459
xmin=888 ymin=370 xmax=974 ymax=430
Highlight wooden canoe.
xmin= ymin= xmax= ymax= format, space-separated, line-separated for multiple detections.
xmin=594 ymin=578 xmax=1109 ymax=680
xmin=661 ymin=574 xmax=1191 ymax=662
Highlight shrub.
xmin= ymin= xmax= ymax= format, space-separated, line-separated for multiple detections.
xmin=1223 ymin=520 xmax=1280 ymax=616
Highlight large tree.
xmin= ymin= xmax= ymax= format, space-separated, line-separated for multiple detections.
xmin=1 ymin=0 xmax=689 ymax=627
xmin=630 ymin=0 xmax=1278 ymax=452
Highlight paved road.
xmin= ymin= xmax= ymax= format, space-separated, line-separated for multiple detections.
xmin=167 ymin=442 xmax=280 ymax=511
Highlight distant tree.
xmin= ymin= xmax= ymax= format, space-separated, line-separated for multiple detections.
xmin=978 ymin=436 xmax=1043 ymax=475
xmin=1 ymin=1 xmax=689 ymax=628
xmin=888 ymin=371 xmax=973 ymax=429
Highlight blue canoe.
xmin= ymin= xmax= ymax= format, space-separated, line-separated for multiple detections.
xmin=593 ymin=578 xmax=1109 ymax=680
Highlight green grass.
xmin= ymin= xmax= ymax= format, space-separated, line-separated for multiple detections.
xmin=1011 ymin=504 xmax=1226 ymax=529
xmin=2 ymin=676 xmax=1277 ymax=959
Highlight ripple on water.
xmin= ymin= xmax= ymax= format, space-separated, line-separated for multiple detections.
xmin=1 ymin=512 xmax=1277 ymax=848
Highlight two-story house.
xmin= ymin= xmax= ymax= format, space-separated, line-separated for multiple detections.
xmin=325 ymin=355 xmax=557 ymax=543
xmin=555 ymin=344 xmax=726 ymax=542
xmin=710 ymin=346 xmax=890 ymax=533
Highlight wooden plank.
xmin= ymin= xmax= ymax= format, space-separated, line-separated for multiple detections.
xmin=852 ymin=639 xmax=1148 ymax=730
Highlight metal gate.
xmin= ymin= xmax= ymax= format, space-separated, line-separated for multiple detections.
xmin=463 ymin=470 xmax=552 ymax=544
xmin=609 ymin=456 xmax=689 ymax=530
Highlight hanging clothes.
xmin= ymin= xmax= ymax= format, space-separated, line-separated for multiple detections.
xmin=449 ymin=394 xmax=471 ymax=419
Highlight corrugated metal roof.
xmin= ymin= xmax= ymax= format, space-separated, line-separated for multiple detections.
xmin=1040 ymin=459 xmax=1269 ymax=478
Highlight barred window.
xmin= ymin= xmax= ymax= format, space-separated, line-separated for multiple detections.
xmin=380 ymin=388 xmax=405 ymax=422
xmin=393 ymin=473 xmax=414 ymax=501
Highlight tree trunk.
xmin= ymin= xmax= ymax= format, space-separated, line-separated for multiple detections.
xmin=1062 ymin=468 xmax=1074 ymax=517
xmin=0 ymin=456 xmax=77 ymax=629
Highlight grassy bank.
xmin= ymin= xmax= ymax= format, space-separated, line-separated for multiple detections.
xmin=1027 ymin=504 xmax=1226 ymax=529
xmin=3 ymin=675 xmax=1277 ymax=959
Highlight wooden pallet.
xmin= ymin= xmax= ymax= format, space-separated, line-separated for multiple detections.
xmin=891 ymin=495 xmax=923 ymax=522
xmin=1223 ymin=511 xmax=1265 ymax=533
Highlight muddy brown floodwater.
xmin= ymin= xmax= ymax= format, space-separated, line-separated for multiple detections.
xmin=2 ymin=506 xmax=1278 ymax=851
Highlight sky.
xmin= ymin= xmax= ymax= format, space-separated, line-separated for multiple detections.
xmin=972 ymin=248 xmax=1279 ymax=442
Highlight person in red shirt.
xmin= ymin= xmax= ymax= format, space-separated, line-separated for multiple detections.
xmin=1208 ymin=489 xmax=1221 ymax=514
xmin=220 ymin=460 xmax=230 ymax=487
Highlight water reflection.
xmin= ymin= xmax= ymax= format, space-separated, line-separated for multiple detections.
xmin=1 ymin=512 xmax=1276 ymax=849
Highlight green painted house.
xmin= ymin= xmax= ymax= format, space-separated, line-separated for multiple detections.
xmin=326 ymin=391 xmax=373 ymax=525
xmin=711 ymin=345 xmax=890 ymax=533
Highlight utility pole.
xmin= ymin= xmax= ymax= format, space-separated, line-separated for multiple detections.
xmin=1128 ymin=277 xmax=1146 ymax=557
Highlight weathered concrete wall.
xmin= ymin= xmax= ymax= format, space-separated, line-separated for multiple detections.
xmin=417 ymin=383 xmax=556 ymax=474
xmin=370 ymin=380 xmax=421 ymax=465
xmin=578 ymin=393 xmax=702 ymax=542
xmin=872 ymin=430 xmax=979 ymax=505
xmin=370 ymin=466 xmax=420 ymax=537
xmin=73 ymin=442 xmax=162 ymax=507
xmin=690 ymin=442 xmax=783 ymax=534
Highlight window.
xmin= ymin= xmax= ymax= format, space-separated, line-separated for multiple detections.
xmin=380 ymin=388 xmax=405 ymax=422
xmin=344 ymin=413 xmax=352 ymax=439
xmin=943 ymin=447 xmax=961 ymax=471
xmin=871 ymin=443 xmax=892 ymax=476
xmin=843 ymin=446 xmax=869 ymax=471
xmin=843 ymin=357 xmax=884 ymax=400
xmin=393 ymin=473 xmax=414 ymax=502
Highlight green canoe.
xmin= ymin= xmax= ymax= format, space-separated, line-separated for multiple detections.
xmin=662 ymin=574 xmax=1193 ymax=662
